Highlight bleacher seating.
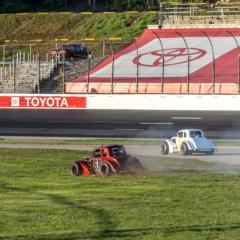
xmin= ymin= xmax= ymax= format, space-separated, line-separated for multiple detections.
xmin=0 ymin=62 xmax=54 ymax=93
xmin=159 ymin=1 xmax=240 ymax=27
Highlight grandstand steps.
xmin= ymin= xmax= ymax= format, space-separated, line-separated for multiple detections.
xmin=64 ymin=58 xmax=103 ymax=82
xmin=0 ymin=62 xmax=55 ymax=93
xmin=39 ymin=64 xmax=63 ymax=94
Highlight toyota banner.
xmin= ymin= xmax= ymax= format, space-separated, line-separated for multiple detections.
xmin=0 ymin=96 xmax=87 ymax=109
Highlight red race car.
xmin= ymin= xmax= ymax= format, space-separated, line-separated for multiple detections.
xmin=71 ymin=145 xmax=143 ymax=177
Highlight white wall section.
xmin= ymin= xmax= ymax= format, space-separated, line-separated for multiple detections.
xmin=0 ymin=94 xmax=240 ymax=111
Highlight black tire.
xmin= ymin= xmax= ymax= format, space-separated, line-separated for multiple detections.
xmin=126 ymin=156 xmax=143 ymax=173
xmin=71 ymin=163 xmax=82 ymax=176
xmin=160 ymin=141 xmax=169 ymax=155
xmin=100 ymin=162 xmax=111 ymax=177
xmin=207 ymin=149 xmax=214 ymax=155
xmin=181 ymin=142 xmax=190 ymax=155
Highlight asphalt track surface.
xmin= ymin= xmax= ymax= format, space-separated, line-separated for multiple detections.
xmin=1 ymin=109 xmax=240 ymax=138
xmin=0 ymin=143 xmax=240 ymax=165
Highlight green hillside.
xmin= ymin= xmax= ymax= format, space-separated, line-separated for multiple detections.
xmin=0 ymin=12 xmax=157 ymax=42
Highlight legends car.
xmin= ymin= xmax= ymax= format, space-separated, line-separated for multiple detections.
xmin=160 ymin=129 xmax=214 ymax=155
xmin=71 ymin=145 xmax=143 ymax=177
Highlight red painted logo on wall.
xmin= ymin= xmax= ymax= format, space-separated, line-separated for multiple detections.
xmin=0 ymin=96 xmax=86 ymax=109
xmin=133 ymin=48 xmax=206 ymax=67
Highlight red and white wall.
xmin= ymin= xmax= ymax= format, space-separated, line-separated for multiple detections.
xmin=0 ymin=95 xmax=86 ymax=109
xmin=66 ymin=27 xmax=240 ymax=94
xmin=1 ymin=94 xmax=240 ymax=111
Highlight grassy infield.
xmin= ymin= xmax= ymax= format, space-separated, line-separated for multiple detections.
xmin=1 ymin=140 xmax=240 ymax=240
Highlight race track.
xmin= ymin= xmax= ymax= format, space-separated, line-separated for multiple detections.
xmin=0 ymin=143 xmax=239 ymax=165
xmin=0 ymin=109 xmax=240 ymax=138
xmin=127 ymin=145 xmax=240 ymax=165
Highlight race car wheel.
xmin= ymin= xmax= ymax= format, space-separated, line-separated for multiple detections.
xmin=127 ymin=157 xmax=143 ymax=170
xmin=181 ymin=142 xmax=190 ymax=155
xmin=160 ymin=141 xmax=169 ymax=155
xmin=100 ymin=162 xmax=110 ymax=177
xmin=71 ymin=163 xmax=82 ymax=176
xmin=124 ymin=156 xmax=144 ymax=174
xmin=207 ymin=149 xmax=214 ymax=155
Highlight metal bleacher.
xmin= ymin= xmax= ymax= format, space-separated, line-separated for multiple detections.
xmin=158 ymin=1 xmax=240 ymax=27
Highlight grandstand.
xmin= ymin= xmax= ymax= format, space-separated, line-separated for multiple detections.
xmin=64 ymin=1 xmax=240 ymax=94
xmin=0 ymin=61 xmax=54 ymax=93
xmin=65 ymin=27 xmax=240 ymax=94
xmin=158 ymin=1 xmax=240 ymax=26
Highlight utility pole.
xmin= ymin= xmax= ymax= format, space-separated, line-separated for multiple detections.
xmin=88 ymin=0 xmax=96 ymax=11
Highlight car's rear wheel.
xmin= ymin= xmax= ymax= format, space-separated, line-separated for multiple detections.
xmin=160 ymin=141 xmax=169 ymax=155
xmin=100 ymin=162 xmax=111 ymax=177
xmin=207 ymin=149 xmax=214 ymax=155
xmin=124 ymin=156 xmax=143 ymax=174
xmin=127 ymin=157 xmax=143 ymax=169
xmin=71 ymin=163 xmax=82 ymax=176
xmin=181 ymin=142 xmax=190 ymax=155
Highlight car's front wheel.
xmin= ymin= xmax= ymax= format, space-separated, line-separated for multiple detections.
xmin=181 ymin=142 xmax=190 ymax=155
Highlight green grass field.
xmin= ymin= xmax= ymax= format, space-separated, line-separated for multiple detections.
xmin=1 ymin=148 xmax=240 ymax=240
xmin=0 ymin=12 xmax=156 ymax=42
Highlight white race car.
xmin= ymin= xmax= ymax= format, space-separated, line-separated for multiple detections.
xmin=160 ymin=129 xmax=214 ymax=155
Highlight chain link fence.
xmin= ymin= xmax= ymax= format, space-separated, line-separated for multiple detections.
xmin=0 ymin=41 xmax=130 ymax=94
xmin=0 ymin=35 xmax=240 ymax=95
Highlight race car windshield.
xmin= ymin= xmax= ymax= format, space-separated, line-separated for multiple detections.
xmin=109 ymin=146 xmax=126 ymax=156
xmin=190 ymin=131 xmax=202 ymax=138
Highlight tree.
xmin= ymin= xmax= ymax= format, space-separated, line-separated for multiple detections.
xmin=42 ymin=0 xmax=65 ymax=9
xmin=0 ymin=0 xmax=29 ymax=12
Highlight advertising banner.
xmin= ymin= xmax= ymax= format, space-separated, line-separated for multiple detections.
xmin=71 ymin=28 xmax=240 ymax=84
xmin=0 ymin=96 xmax=86 ymax=109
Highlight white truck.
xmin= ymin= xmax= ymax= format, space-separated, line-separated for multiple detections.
xmin=160 ymin=129 xmax=214 ymax=155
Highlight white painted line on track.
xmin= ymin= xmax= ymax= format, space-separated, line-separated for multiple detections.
xmin=171 ymin=117 xmax=203 ymax=120
xmin=114 ymin=128 xmax=144 ymax=131
xmin=109 ymin=121 xmax=135 ymax=124
xmin=140 ymin=122 xmax=174 ymax=125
